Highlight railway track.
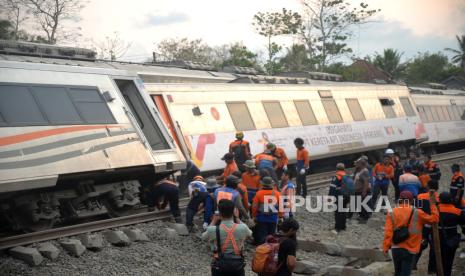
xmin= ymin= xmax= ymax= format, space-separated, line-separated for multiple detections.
xmin=1 ymin=149 xmax=464 ymax=251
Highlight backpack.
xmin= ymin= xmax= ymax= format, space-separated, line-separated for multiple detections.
xmin=252 ymin=235 xmax=282 ymax=275
xmin=340 ymin=175 xmax=355 ymax=196
xmin=212 ymin=224 xmax=245 ymax=274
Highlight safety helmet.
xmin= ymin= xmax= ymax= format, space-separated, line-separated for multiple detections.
xmin=385 ymin=149 xmax=395 ymax=155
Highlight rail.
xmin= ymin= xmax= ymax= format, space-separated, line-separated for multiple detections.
xmin=1 ymin=149 xmax=464 ymax=250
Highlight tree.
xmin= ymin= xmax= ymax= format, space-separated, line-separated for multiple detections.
xmin=154 ymin=37 xmax=213 ymax=63
xmin=252 ymin=8 xmax=302 ymax=75
xmin=373 ymin=48 xmax=406 ymax=79
xmin=22 ymin=0 xmax=85 ymax=44
xmin=93 ymin=32 xmax=132 ymax=61
xmin=222 ymin=42 xmax=258 ymax=68
xmin=298 ymin=0 xmax=380 ymax=68
xmin=446 ymin=35 xmax=465 ymax=69
xmin=1 ymin=0 xmax=31 ymax=40
xmin=0 ymin=20 xmax=13 ymax=39
xmin=405 ymin=52 xmax=449 ymax=84
xmin=280 ymin=44 xmax=313 ymax=71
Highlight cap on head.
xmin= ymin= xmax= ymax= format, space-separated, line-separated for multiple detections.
xmin=399 ymin=191 xmax=413 ymax=201
xmin=336 ymin=163 xmax=345 ymax=170
xmin=193 ymin=175 xmax=204 ymax=181
xmin=221 ymin=153 xmax=234 ymax=161
xmin=385 ymin=148 xmax=395 ymax=155
xmin=235 ymin=131 xmax=244 ymax=139
xmin=225 ymin=175 xmax=240 ymax=187
xmin=439 ymin=192 xmax=453 ymax=204
xmin=244 ymin=159 xmax=256 ymax=169
xmin=355 ymin=157 xmax=367 ymax=166
xmin=206 ymin=178 xmax=220 ymax=189
xmin=266 ymin=143 xmax=276 ymax=150
xmin=261 ymin=176 xmax=274 ymax=187
xmin=403 ymin=164 xmax=412 ymax=172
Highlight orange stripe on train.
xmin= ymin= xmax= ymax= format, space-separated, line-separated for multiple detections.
xmin=0 ymin=125 xmax=120 ymax=146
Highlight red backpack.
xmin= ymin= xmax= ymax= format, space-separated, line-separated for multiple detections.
xmin=252 ymin=235 xmax=282 ymax=275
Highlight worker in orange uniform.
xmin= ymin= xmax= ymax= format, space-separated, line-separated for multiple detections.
xmin=418 ymin=167 xmax=431 ymax=194
xmin=383 ymin=190 xmax=439 ymax=276
xmin=217 ymin=153 xmax=238 ymax=184
xmin=267 ymin=143 xmax=289 ymax=180
xmin=252 ymin=177 xmax=283 ymax=244
xmin=254 ymin=150 xmax=278 ymax=184
xmin=242 ymin=160 xmax=262 ymax=205
xmin=294 ymin=138 xmax=309 ymax=198
xmin=427 ymin=192 xmax=465 ymax=276
xmin=413 ymin=179 xmax=439 ymax=271
xmin=371 ymin=154 xmax=394 ymax=209
xmin=231 ymin=171 xmax=249 ymax=211
xmin=229 ymin=131 xmax=252 ymax=172
xmin=422 ymin=154 xmax=441 ymax=181
xmin=450 ymin=163 xmax=464 ymax=207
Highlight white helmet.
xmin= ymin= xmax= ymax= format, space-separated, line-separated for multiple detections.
xmin=385 ymin=148 xmax=395 ymax=155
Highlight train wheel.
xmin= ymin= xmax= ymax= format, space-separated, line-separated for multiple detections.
xmin=102 ymin=197 xmax=140 ymax=218
xmin=11 ymin=212 xmax=55 ymax=233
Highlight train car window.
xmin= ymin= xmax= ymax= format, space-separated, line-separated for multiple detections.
xmin=453 ymin=105 xmax=464 ymax=120
xmin=423 ymin=106 xmax=434 ymax=122
xmin=399 ymin=97 xmax=416 ymax=117
xmin=322 ymin=99 xmax=343 ymax=123
xmin=226 ymin=102 xmax=256 ymax=131
xmin=262 ymin=101 xmax=289 ymax=128
xmin=417 ymin=106 xmax=428 ymax=122
xmin=0 ymin=85 xmax=47 ymax=126
xmin=447 ymin=106 xmax=459 ymax=121
xmin=294 ymin=100 xmax=318 ymax=125
xmin=435 ymin=106 xmax=446 ymax=121
xmin=430 ymin=106 xmax=440 ymax=122
xmin=441 ymin=106 xmax=451 ymax=121
xmin=379 ymin=98 xmax=396 ymax=118
xmin=68 ymin=88 xmax=116 ymax=124
xmin=32 ymin=86 xmax=82 ymax=124
xmin=346 ymin=98 xmax=365 ymax=121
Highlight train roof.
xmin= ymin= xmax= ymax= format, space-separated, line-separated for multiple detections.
xmin=409 ymin=86 xmax=465 ymax=97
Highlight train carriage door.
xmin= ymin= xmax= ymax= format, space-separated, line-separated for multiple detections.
xmin=151 ymin=95 xmax=182 ymax=149
xmin=115 ymin=80 xmax=169 ymax=150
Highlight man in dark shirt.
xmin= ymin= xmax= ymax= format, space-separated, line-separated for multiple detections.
xmin=276 ymin=218 xmax=299 ymax=276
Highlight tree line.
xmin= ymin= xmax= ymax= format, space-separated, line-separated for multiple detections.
xmin=1 ymin=0 xmax=464 ymax=85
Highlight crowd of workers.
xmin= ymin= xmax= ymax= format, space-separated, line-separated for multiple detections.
xmin=147 ymin=131 xmax=465 ymax=276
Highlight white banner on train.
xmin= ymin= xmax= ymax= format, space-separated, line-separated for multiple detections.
xmin=185 ymin=117 xmax=426 ymax=171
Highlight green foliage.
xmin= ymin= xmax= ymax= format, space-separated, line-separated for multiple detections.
xmin=298 ymin=0 xmax=380 ymax=68
xmin=280 ymin=44 xmax=314 ymax=71
xmin=445 ymin=35 xmax=465 ymax=69
xmin=253 ymin=8 xmax=302 ymax=74
xmin=0 ymin=20 xmax=13 ymax=39
xmin=155 ymin=37 xmax=213 ymax=63
xmin=223 ymin=43 xmax=258 ymax=68
xmin=405 ymin=52 xmax=450 ymax=84
xmin=373 ymin=48 xmax=406 ymax=79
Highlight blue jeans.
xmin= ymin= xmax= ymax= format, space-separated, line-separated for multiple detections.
xmin=255 ymin=221 xmax=277 ymax=245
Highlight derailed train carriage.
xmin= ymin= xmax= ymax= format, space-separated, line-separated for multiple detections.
xmin=0 ymin=42 xmax=185 ymax=232
xmin=144 ymin=78 xmax=429 ymax=173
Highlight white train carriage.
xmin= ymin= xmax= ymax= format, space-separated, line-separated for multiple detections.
xmin=411 ymin=86 xmax=465 ymax=152
xmin=144 ymin=77 xmax=427 ymax=172
xmin=0 ymin=44 xmax=185 ymax=231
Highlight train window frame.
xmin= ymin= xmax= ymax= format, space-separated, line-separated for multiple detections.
xmin=262 ymin=101 xmax=289 ymax=128
xmin=399 ymin=97 xmax=416 ymax=117
xmin=0 ymin=83 xmax=117 ymax=127
xmin=417 ymin=106 xmax=428 ymax=122
xmin=294 ymin=100 xmax=318 ymax=126
xmin=440 ymin=106 xmax=451 ymax=121
xmin=0 ymin=84 xmax=48 ymax=126
xmin=226 ymin=101 xmax=256 ymax=131
xmin=379 ymin=98 xmax=396 ymax=119
xmin=345 ymin=98 xmax=366 ymax=121
xmin=32 ymin=86 xmax=83 ymax=125
xmin=321 ymin=98 xmax=343 ymax=123
xmin=423 ymin=106 xmax=434 ymax=122
xmin=447 ymin=106 xmax=459 ymax=121
xmin=430 ymin=106 xmax=439 ymax=122
xmin=68 ymin=88 xmax=117 ymax=124
xmin=434 ymin=106 xmax=445 ymax=121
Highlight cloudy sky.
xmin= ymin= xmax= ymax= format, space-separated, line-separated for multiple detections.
xmin=77 ymin=0 xmax=465 ymax=63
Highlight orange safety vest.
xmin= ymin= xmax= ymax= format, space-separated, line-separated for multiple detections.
xmin=383 ymin=204 xmax=439 ymax=254
xmin=242 ymin=171 xmax=261 ymax=190
xmin=419 ymin=174 xmax=431 ymax=189
xmin=273 ymin=147 xmax=289 ymax=168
